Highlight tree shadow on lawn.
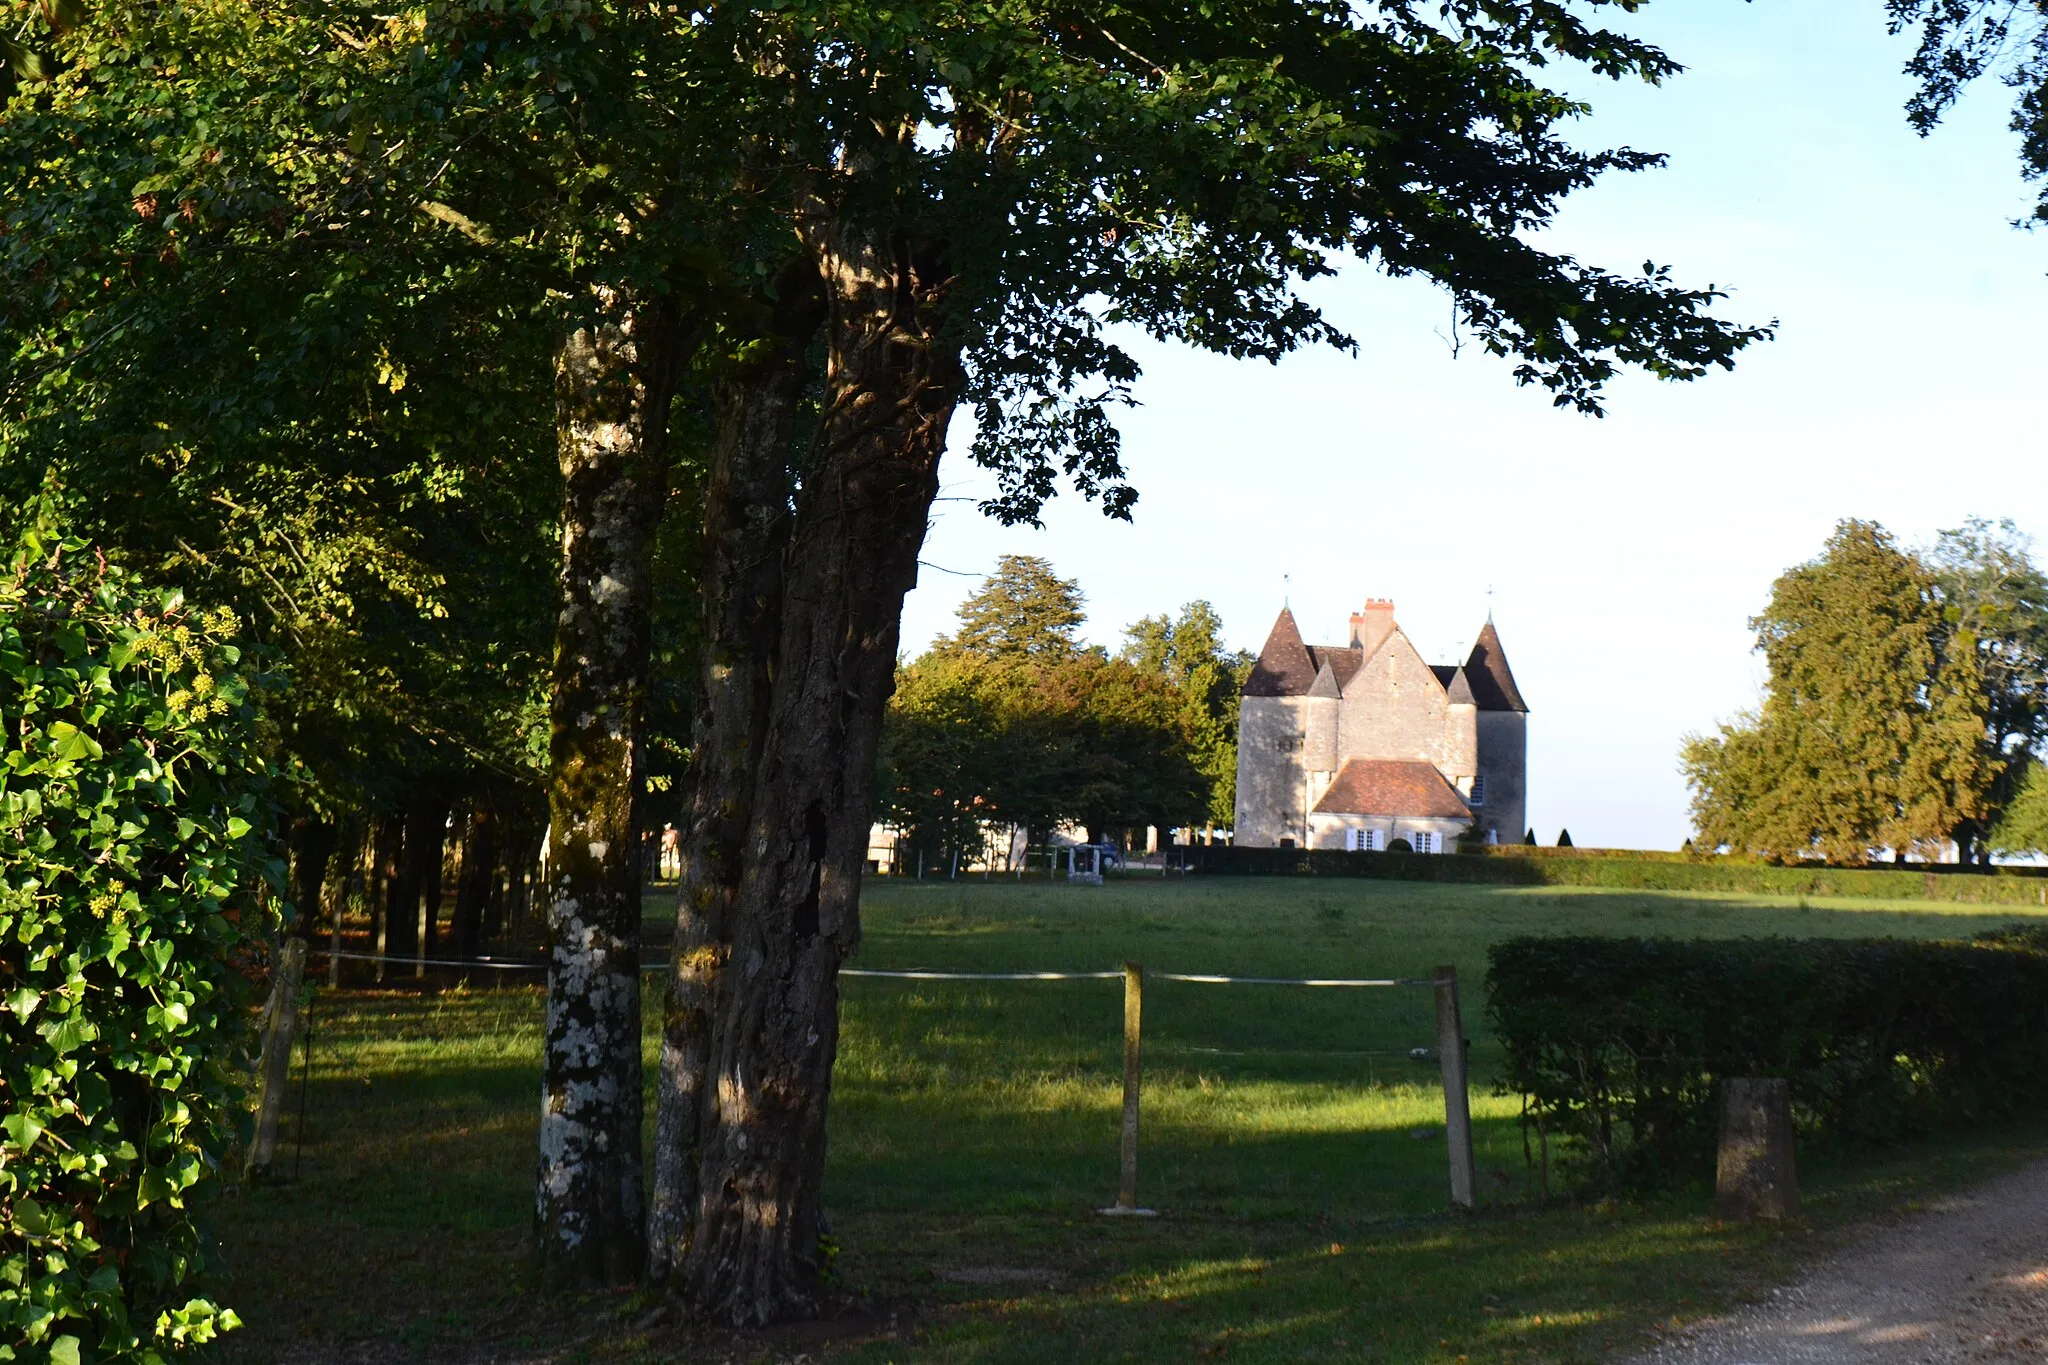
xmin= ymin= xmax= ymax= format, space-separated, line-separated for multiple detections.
xmin=212 ymin=1046 xmax=2019 ymax=1365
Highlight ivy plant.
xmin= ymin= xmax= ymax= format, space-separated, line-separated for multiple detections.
xmin=0 ymin=525 xmax=275 ymax=1363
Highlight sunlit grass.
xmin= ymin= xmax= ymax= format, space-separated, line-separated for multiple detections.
xmin=214 ymin=876 xmax=2048 ymax=1362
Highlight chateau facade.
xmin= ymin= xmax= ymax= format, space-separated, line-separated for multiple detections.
xmin=1233 ymin=599 xmax=1527 ymax=851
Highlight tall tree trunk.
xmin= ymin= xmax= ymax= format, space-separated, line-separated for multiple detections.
xmin=677 ymin=226 xmax=960 ymax=1323
xmin=289 ymin=817 xmax=337 ymax=936
xmin=388 ymin=791 xmax=443 ymax=971
xmin=422 ymin=802 xmax=448 ymax=961
xmin=454 ymin=798 xmax=498 ymax=958
xmin=371 ymin=813 xmax=402 ymax=982
xmin=649 ymin=263 xmax=823 ymax=1283
xmin=536 ymin=293 xmax=684 ymax=1288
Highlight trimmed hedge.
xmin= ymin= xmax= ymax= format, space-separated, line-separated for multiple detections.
xmin=1175 ymin=844 xmax=2048 ymax=903
xmin=1486 ymin=930 xmax=2048 ymax=1193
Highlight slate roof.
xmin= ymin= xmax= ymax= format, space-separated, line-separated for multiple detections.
xmin=1242 ymin=606 xmax=1527 ymax=710
xmin=1463 ymin=621 xmax=1528 ymax=713
xmin=1243 ymin=608 xmax=1318 ymax=696
xmin=1312 ymin=759 xmax=1473 ymax=819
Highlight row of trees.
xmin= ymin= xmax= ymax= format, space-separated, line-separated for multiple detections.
xmin=878 ymin=556 xmax=1246 ymax=864
xmin=1684 ymin=519 xmax=2048 ymax=864
xmin=25 ymin=0 xmax=2047 ymax=1341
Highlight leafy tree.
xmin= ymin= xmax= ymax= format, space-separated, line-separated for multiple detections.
xmin=880 ymin=576 xmax=1207 ymax=858
xmin=653 ymin=0 xmax=1772 ymax=1319
xmin=1886 ymin=0 xmax=2048 ymax=224
xmin=1032 ymin=655 xmax=1209 ymax=841
xmin=875 ymin=652 xmax=1001 ymax=867
xmin=1991 ymin=760 xmax=2048 ymax=856
xmin=937 ymin=555 xmax=1088 ymax=661
xmin=0 ymin=524 xmax=274 ymax=1362
xmin=1683 ymin=521 xmax=1994 ymax=862
xmin=1121 ymin=602 xmax=1252 ymax=826
xmin=2 ymin=0 xmax=1782 ymax=1321
xmin=1926 ymin=518 xmax=2048 ymax=859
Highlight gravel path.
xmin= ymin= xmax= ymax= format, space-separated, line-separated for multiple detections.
xmin=1627 ymin=1160 xmax=2048 ymax=1363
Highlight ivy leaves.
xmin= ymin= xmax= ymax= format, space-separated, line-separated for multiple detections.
xmin=0 ymin=524 xmax=271 ymax=1362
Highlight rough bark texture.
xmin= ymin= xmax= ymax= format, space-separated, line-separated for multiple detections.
xmin=648 ymin=265 xmax=824 ymax=1284
xmin=536 ymin=294 xmax=683 ymax=1288
xmin=676 ymin=222 xmax=961 ymax=1323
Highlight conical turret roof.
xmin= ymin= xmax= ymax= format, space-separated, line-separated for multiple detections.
xmin=1463 ymin=620 xmax=1528 ymax=712
xmin=1243 ymin=607 xmax=1319 ymax=696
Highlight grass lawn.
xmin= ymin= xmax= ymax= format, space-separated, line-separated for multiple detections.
xmin=216 ymin=876 xmax=2048 ymax=1362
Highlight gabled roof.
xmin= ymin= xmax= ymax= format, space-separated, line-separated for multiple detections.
xmin=1243 ymin=608 xmax=1318 ymax=696
xmin=1463 ymin=621 xmax=1528 ymax=713
xmin=1313 ymin=759 xmax=1473 ymax=819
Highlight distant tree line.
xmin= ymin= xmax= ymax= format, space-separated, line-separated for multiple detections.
xmin=878 ymin=556 xmax=1247 ymax=867
xmin=1684 ymin=519 xmax=2048 ymax=864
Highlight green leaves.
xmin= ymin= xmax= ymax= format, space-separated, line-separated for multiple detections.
xmin=0 ymin=527 xmax=268 ymax=1360
xmin=1489 ymin=930 xmax=2048 ymax=1193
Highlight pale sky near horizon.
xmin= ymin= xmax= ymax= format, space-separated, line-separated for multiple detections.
xmin=898 ymin=0 xmax=2048 ymax=852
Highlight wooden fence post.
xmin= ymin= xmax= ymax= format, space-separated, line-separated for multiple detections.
xmin=1434 ymin=965 xmax=1476 ymax=1210
xmin=1101 ymin=961 xmax=1156 ymax=1215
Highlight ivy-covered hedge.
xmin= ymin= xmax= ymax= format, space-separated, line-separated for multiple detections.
xmin=1 ymin=529 xmax=275 ymax=1362
xmin=1486 ymin=930 xmax=2048 ymax=1194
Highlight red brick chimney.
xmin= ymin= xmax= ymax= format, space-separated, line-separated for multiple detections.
xmin=1349 ymin=598 xmax=1396 ymax=653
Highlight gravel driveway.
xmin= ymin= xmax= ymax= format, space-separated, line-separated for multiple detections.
xmin=1627 ymin=1160 xmax=2048 ymax=1363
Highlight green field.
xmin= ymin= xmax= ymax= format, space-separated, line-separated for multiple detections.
xmin=217 ymin=877 xmax=2048 ymax=1362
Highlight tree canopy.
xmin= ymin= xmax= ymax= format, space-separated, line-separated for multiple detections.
xmin=1683 ymin=520 xmax=2010 ymax=863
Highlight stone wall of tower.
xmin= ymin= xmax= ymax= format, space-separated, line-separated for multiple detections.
xmin=1474 ymin=710 xmax=1527 ymax=844
xmin=1235 ymin=696 xmax=1319 ymax=844
xmin=1335 ymin=631 xmax=1472 ymax=784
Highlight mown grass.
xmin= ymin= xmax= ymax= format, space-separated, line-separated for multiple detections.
xmin=215 ymin=877 xmax=2048 ymax=1362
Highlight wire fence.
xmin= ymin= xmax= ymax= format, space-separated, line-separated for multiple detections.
xmin=301 ymin=948 xmax=1480 ymax=1211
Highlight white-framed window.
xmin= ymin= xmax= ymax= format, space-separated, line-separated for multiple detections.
xmin=1414 ymin=831 xmax=1437 ymax=854
xmin=1469 ymin=775 xmax=1487 ymax=807
xmin=1344 ymin=828 xmax=1383 ymax=852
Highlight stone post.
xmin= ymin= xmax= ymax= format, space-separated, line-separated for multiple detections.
xmin=1716 ymin=1077 xmax=1797 ymax=1220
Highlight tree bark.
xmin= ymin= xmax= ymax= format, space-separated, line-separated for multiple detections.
xmin=676 ymin=222 xmax=961 ymax=1323
xmin=648 ymin=261 xmax=824 ymax=1283
xmin=536 ymin=292 xmax=684 ymax=1288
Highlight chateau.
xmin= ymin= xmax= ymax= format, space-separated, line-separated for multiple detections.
xmin=1233 ymin=599 xmax=1527 ymax=851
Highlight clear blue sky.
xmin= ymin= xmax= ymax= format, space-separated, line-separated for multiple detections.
xmin=899 ymin=0 xmax=2048 ymax=850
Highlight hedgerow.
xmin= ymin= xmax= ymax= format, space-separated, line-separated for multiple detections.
xmin=0 ymin=528 xmax=275 ymax=1362
xmin=1486 ymin=930 xmax=2048 ymax=1194
xmin=1177 ymin=843 xmax=2048 ymax=903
